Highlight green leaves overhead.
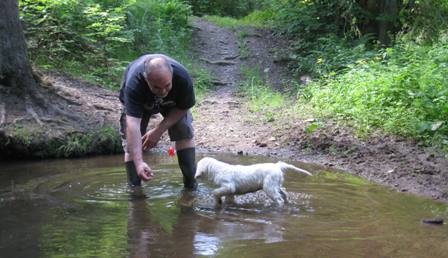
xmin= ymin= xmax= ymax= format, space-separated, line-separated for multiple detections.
xmin=19 ymin=0 xmax=192 ymax=86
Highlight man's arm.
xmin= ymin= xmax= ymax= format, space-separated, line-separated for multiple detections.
xmin=142 ymin=108 xmax=188 ymax=150
xmin=126 ymin=115 xmax=154 ymax=181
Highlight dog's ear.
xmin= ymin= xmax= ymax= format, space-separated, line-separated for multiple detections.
xmin=194 ymin=164 xmax=202 ymax=179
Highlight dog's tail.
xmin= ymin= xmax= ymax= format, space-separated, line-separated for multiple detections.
xmin=277 ymin=161 xmax=312 ymax=176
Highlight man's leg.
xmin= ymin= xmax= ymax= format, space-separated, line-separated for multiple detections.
xmin=176 ymin=139 xmax=197 ymax=190
xmin=167 ymin=111 xmax=197 ymax=190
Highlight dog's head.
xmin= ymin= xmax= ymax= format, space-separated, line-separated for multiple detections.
xmin=195 ymin=157 xmax=215 ymax=179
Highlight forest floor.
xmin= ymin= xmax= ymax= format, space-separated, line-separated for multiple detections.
xmin=1 ymin=18 xmax=447 ymax=203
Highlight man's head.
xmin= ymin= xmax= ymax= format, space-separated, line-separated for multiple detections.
xmin=144 ymin=57 xmax=173 ymax=97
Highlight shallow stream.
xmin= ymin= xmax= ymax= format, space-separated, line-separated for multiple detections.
xmin=0 ymin=153 xmax=447 ymax=257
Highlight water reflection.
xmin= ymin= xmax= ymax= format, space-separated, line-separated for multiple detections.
xmin=127 ymin=188 xmax=152 ymax=258
xmin=0 ymin=153 xmax=447 ymax=258
xmin=127 ymin=188 xmax=200 ymax=258
xmin=126 ymin=187 xmax=290 ymax=257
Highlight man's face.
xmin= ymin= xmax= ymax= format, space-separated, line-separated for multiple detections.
xmin=144 ymin=70 xmax=172 ymax=98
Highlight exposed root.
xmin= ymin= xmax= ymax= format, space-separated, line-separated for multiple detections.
xmin=200 ymin=58 xmax=237 ymax=65
xmin=93 ymin=104 xmax=114 ymax=111
xmin=224 ymin=54 xmax=240 ymax=60
xmin=94 ymin=93 xmax=118 ymax=100
xmin=25 ymin=96 xmax=44 ymax=126
xmin=55 ymin=94 xmax=82 ymax=106
xmin=211 ymin=80 xmax=230 ymax=85
xmin=40 ymin=117 xmax=70 ymax=125
xmin=0 ymin=103 xmax=5 ymax=126
xmin=27 ymin=86 xmax=83 ymax=123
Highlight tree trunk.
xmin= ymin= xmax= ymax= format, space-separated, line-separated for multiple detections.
xmin=378 ymin=0 xmax=401 ymax=46
xmin=356 ymin=0 xmax=403 ymax=46
xmin=0 ymin=0 xmax=38 ymax=94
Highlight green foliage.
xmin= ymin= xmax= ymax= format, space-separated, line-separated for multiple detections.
xmin=303 ymin=40 xmax=448 ymax=150
xmin=239 ymin=65 xmax=286 ymax=122
xmin=125 ymin=0 xmax=192 ymax=57
xmin=270 ymin=0 xmax=448 ymax=45
xmin=187 ymin=0 xmax=267 ymax=18
xmin=188 ymin=65 xmax=213 ymax=98
xmin=20 ymin=0 xmax=129 ymax=60
xmin=13 ymin=125 xmax=39 ymax=146
xmin=399 ymin=0 xmax=448 ymax=43
xmin=289 ymin=33 xmax=378 ymax=78
xmin=236 ymin=30 xmax=250 ymax=59
xmin=203 ymin=15 xmax=242 ymax=29
xmin=271 ymin=1 xmax=337 ymax=38
xmin=57 ymin=126 xmax=121 ymax=157
xmin=266 ymin=0 xmax=448 ymax=78
xmin=20 ymin=0 xmax=192 ymax=88
xmin=203 ymin=10 xmax=272 ymax=29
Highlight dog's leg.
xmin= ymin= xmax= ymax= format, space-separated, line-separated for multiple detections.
xmin=213 ymin=185 xmax=234 ymax=206
xmin=279 ymin=188 xmax=289 ymax=204
xmin=225 ymin=194 xmax=235 ymax=204
xmin=263 ymin=176 xmax=286 ymax=206
xmin=264 ymin=187 xmax=285 ymax=206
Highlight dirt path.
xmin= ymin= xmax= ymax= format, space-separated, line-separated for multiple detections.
xmin=190 ymin=18 xmax=295 ymax=156
xmin=191 ymin=18 xmax=267 ymax=154
xmin=190 ymin=18 xmax=448 ymax=203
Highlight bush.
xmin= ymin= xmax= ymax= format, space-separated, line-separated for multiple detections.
xmin=20 ymin=0 xmax=192 ymax=88
xmin=124 ymin=0 xmax=192 ymax=57
xmin=20 ymin=0 xmax=129 ymax=64
xmin=304 ymin=39 xmax=448 ymax=149
xmin=187 ymin=0 xmax=267 ymax=18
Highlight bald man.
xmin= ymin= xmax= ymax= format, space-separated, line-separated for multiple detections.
xmin=119 ymin=54 xmax=197 ymax=189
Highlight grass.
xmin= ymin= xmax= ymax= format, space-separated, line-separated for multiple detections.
xmin=55 ymin=126 xmax=122 ymax=157
xmin=203 ymin=10 xmax=273 ymax=30
xmin=238 ymin=65 xmax=289 ymax=122
xmin=236 ymin=30 xmax=250 ymax=59
xmin=299 ymin=40 xmax=448 ymax=151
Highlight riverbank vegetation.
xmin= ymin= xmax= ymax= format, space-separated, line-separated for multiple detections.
xmin=16 ymin=0 xmax=448 ymax=155
xmin=19 ymin=0 xmax=210 ymax=92
xmin=201 ymin=1 xmax=448 ymax=153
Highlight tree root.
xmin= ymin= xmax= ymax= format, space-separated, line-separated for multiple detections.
xmin=224 ymin=54 xmax=240 ymax=60
xmin=54 ymin=93 xmax=82 ymax=106
xmin=25 ymin=96 xmax=44 ymax=126
xmin=211 ymin=80 xmax=230 ymax=85
xmin=27 ymin=86 xmax=83 ymax=123
xmin=0 ymin=103 xmax=5 ymax=126
xmin=200 ymin=58 xmax=237 ymax=65
xmin=93 ymin=104 xmax=114 ymax=111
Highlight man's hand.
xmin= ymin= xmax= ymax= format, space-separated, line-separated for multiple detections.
xmin=142 ymin=128 xmax=163 ymax=150
xmin=136 ymin=162 xmax=154 ymax=181
xmin=141 ymin=108 xmax=189 ymax=150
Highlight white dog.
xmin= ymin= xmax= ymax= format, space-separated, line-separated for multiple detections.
xmin=195 ymin=157 xmax=312 ymax=206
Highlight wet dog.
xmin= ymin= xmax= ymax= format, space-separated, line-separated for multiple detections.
xmin=195 ymin=157 xmax=312 ymax=206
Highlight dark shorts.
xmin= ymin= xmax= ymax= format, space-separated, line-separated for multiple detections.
xmin=119 ymin=107 xmax=194 ymax=153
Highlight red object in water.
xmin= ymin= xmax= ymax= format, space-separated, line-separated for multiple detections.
xmin=168 ymin=146 xmax=175 ymax=157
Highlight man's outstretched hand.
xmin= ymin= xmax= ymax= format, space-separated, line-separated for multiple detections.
xmin=136 ymin=162 xmax=154 ymax=181
xmin=142 ymin=128 xmax=163 ymax=150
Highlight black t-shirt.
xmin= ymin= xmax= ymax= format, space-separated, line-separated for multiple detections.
xmin=119 ymin=54 xmax=195 ymax=118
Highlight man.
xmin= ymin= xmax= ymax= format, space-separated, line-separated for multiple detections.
xmin=119 ymin=54 xmax=197 ymax=190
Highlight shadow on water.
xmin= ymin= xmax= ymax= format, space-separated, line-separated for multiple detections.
xmin=0 ymin=152 xmax=447 ymax=257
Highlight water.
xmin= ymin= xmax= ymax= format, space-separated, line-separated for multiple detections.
xmin=0 ymin=153 xmax=447 ymax=258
